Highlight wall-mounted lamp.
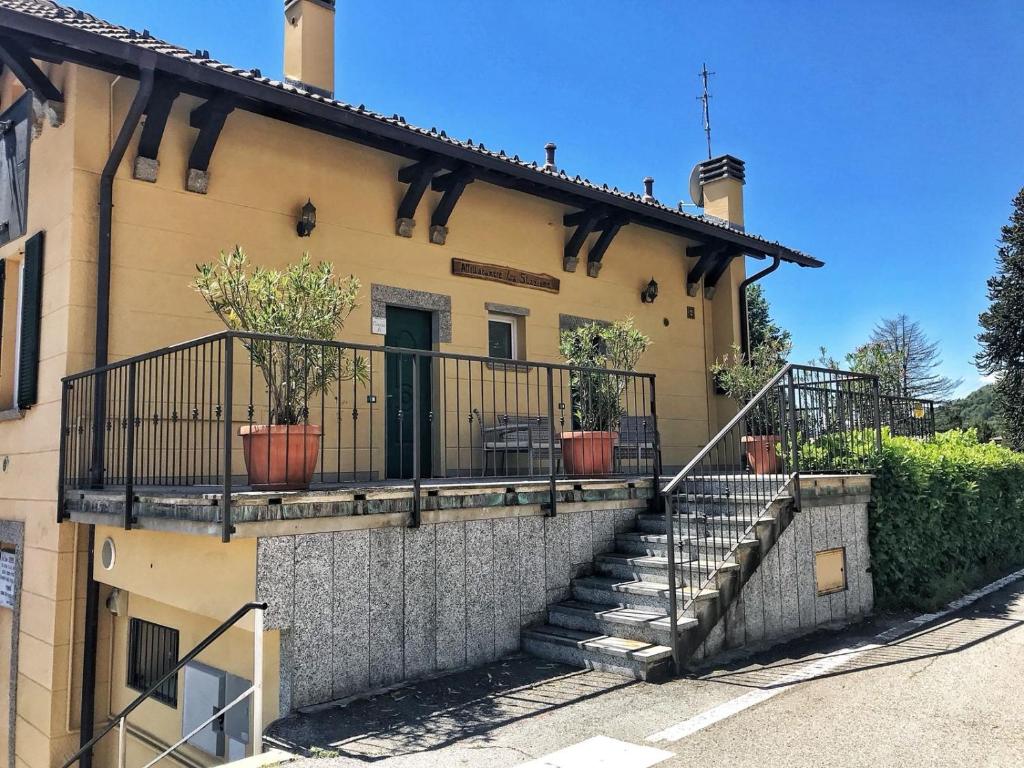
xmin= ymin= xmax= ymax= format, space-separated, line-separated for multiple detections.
xmin=640 ymin=277 xmax=659 ymax=304
xmin=296 ymin=198 xmax=317 ymax=237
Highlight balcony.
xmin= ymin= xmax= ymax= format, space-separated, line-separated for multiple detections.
xmin=58 ymin=332 xmax=662 ymax=540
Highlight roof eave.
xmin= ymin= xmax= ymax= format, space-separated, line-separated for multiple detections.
xmin=0 ymin=6 xmax=824 ymax=269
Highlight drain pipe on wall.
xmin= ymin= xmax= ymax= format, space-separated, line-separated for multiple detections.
xmin=738 ymin=254 xmax=781 ymax=357
xmin=79 ymin=65 xmax=155 ymax=768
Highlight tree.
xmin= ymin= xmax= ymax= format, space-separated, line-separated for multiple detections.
xmin=869 ymin=314 xmax=962 ymax=400
xmin=976 ymin=188 xmax=1024 ymax=450
xmin=814 ymin=342 xmax=905 ymax=396
xmin=934 ymin=384 xmax=1001 ymax=442
xmin=746 ymin=284 xmax=791 ymax=365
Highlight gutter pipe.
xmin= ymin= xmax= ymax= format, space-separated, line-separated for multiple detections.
xmin=738 ymin=254 xmax=781 ymax=357
xmin=80 ymin=64 xmax=155 ymax=768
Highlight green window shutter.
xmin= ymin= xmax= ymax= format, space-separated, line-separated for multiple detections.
xmin=17 ymin=231 xmax=44 ymax=410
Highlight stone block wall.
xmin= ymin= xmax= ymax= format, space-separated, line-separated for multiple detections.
xmin=256 ymin=502 xmax=644 ymax=711
xmin=698 ymin=499 xmax=873 ymax=661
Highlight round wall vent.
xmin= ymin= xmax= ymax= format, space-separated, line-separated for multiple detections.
xmin=101 ymin=537 xmax=116 ymax=570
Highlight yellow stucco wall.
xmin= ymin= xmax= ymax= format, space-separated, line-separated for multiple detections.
xmin=0 ymin=57 xmax=750 ymax=767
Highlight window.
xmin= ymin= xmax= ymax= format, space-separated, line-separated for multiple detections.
xmin=127 ymin=618 xmax=180 ymax=706
xmin=488 ymin=316 xmax=516 ymax=360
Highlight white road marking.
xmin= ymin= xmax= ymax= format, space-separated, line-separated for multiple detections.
xmin=647 ymin=566 xmax=1024 ymax=744
xmin=515 ymin=735 xmax=674 ymax=768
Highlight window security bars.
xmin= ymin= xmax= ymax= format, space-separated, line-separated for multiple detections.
xmin=58 ymin=331 xmax=661 ymax=541
xmin=127 ymin=618 xmax=179 ymax=706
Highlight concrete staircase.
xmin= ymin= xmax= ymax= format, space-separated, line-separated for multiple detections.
xmin=522 ymin=474 xmax=793 ymax=680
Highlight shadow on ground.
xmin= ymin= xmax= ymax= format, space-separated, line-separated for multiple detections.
xmin=264 ymin=656 xmax=637 ymax=761
xmin=698 ymin=579 xmax=1024 ymax=692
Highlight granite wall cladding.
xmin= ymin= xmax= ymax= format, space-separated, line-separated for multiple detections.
xmin=697 ymin=502 xmax=873 ymax=661
xmin=257 ymin=504 xmax=641 ymax=711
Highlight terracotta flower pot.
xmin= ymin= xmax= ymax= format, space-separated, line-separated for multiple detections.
xmin=741 ymin=434 xmax=780 ymax=475
xmin=560 ymin=431 xmax=617 ymax=476
xmin=239 ymin=424 xmax=322 ymax=490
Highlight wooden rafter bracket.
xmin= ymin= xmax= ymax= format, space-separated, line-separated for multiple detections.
xmin=562 ymin=205 xmax=607 ymax=273
xmin=0 ymin=35 xmax=62 ymax=103
xmin=395 ymin=156 xmax=443 ymax=237
xmin=132 ymin=76 xmax=180 ymax=182
xmin=428 ymin=165 xmax=475 ymax=244
xmin=586 ymin=216 xmax=629 ymax=278
xmin=703 ymin=250 xmax=741 ymax=299
xmin=186 ymin=94 xmax=235 ymax=193
xmin=686 ymin=244 xmax=727 ymax=297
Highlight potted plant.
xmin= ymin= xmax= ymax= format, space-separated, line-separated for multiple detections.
xmin=710 ymin=338 xmax=790 ymax=474
xmin=558 ymin=318 xmax=651 ymax=475
xmin=194 ymin=246 xmax=366 ymax=490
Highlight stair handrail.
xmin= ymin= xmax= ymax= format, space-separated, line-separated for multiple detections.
xmin=61 ymin=601 xmax=268 ymax=768
xmin=661 ymin=363 xmax=796 ymax=494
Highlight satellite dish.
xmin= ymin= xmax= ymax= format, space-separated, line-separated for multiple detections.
xmin=688 ymin=163 xmax=704 ymax=207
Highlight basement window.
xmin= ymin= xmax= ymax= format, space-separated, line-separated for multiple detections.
xmin=127 ymin=618 xmax=180 ymax=706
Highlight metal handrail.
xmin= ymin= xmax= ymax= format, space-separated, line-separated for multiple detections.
xmin=61 ymin=329 xmax=657 ymax=383
xmin=661 ymin=363 xmax=796 ymax=494
xmin=61 ymin=601 xmax=267 ymax=768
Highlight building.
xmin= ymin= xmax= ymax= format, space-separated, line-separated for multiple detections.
xmin=0 ymin=1 xmax=883 ymax=767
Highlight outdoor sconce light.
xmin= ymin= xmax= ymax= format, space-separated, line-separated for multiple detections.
xmin=641 ymin=277 xmax=659 ymax=304
xmin=296 ymin=199 xmax=317 ymax=237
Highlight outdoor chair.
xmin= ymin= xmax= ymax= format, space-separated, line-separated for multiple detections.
xmin=615 ymin=415 xmax=657 ymax=473
xmin=475 ymin=410 xmax=561 ymax=476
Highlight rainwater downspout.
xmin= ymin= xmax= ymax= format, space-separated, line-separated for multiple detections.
xmin=738 ymin=254 xmax=781 ymax=357
xmin=80 ymin=65 xmax=155 ymax=768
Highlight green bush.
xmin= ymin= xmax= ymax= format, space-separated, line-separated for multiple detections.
xmin=869 ymin=429 xmax=1024 ymax=610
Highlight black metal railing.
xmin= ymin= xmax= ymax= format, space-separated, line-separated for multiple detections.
xmin=61 ymin=602 xmax=267 ymax=768
xmin=58 ymin=331 xmax=660 ymax=540
xmin=658 ymin=364 xmax=935 ymax=669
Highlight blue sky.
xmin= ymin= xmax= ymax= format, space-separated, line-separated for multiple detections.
xmin=77 ymin=0 xmax=1024 ymax=397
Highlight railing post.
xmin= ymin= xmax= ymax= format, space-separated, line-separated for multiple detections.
xmin=123 ymin=362 xmax=137 ymax=531
xmin=57 ymin=380 xmax=70 ymax=523
xmin=648 ymin=374 xmax=662 ymax=511
xmin=222 ymin=336 xmax=234 ymax=543
xmin=117 ymin=716 xmax=127 ymax=768
xmin=90 ymin=370 xmax=108 ymax=489
xmin=545 ymin=366 xmax=557 ymax=517
xmin=252 ymin=604 xmax=264 ymax=757
xmin=410 ymin=353 xmax=421 ymax=528
xmin=786 ymin=368 xmax=801 ymax=511
xmin=872 ymin=377 xmax=883 ymax=453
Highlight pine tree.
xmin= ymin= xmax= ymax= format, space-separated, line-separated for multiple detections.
xmin=977 ymin=188 xmax=1024 ymax=450
xmin=746 ymin=284 xmax=791 ymax=363
xmin=869 ymin=315 xmax=961 ymax=400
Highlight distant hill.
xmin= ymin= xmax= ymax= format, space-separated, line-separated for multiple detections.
xmin=934 ymin=384 xmax=1001 ymax=440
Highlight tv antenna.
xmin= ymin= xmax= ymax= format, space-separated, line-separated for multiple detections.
xmin=698 ymin=63 xmax=714 ymax=159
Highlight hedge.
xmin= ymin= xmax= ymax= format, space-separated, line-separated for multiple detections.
xmin=869 ymin=429 xmax=1024 ymax=610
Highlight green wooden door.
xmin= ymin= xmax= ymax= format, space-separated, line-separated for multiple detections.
xmin=385 ymin=307 xmax=432 ymax=479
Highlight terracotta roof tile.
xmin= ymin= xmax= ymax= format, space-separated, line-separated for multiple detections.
xmin=0 ymin=0 xmax=821 ymax=266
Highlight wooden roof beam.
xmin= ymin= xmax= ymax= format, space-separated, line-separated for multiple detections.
xmin=186 ymin=94 xmax=234 ymax=193
xmin=0 ymin=35 xmax=62 ymax=103
xmin=395 ymin=157 xmax=443 ymax=237
xmin=132 ymin=76 xmax=179 ymax=182
xmin=428 ymin=165 xmax=475 ymax=244
xmin=586 ymin=216 xmax=629 ymax=278
xmin=562 ymin=206 xmax=606 ymax=273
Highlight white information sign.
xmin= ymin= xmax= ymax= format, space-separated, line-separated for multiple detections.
xmin=371 ymin=317 xmax=387 ymax=335
xmin=0 ymin=549 xmax=15 ymax=609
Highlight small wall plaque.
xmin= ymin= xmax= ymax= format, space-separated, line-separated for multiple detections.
xmin=451 ymin=258 xmax=560 ymax=293
xmin=371 ymin=317 xmax=387 ymax=335
xmin=0 ymin=547 xmax=16 ymax=609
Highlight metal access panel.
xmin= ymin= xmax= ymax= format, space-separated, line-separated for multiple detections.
xmin=815 ymin=547 xmax=848 ymax=596
xmin=0 ymin=92 xmax=32 ymax=246
xmin=182 ymin=661 xmax=252 ymax=759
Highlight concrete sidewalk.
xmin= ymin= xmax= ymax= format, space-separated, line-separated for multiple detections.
xmin=266 ymin=578 xmax=1024 ymax=768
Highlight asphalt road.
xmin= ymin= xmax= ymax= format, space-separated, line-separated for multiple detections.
xmin=269 ymin=578 xmax=1024 ymax=768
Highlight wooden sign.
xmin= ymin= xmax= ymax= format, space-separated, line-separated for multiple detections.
xmin=451 ymin=258 xmax=560 ymax=293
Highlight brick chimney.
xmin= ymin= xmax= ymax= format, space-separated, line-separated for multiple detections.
xmin=284 ymin=0 xmax=336 ymax=98
xmin=697 ymin=154 xmax=745 ymax=228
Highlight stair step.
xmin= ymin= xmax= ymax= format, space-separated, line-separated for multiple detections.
xmin=616 ymin=531 xmax=757 ymax=558
xmin=571 ymin=575 xmax=717 ymax=613
xmin=596 ymin=553 xmax=740 ymax=584
xmin=548 ymin=600 xmax=699 ymax=645
xmin=521 ymin=625 xmax=673 ymax=682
